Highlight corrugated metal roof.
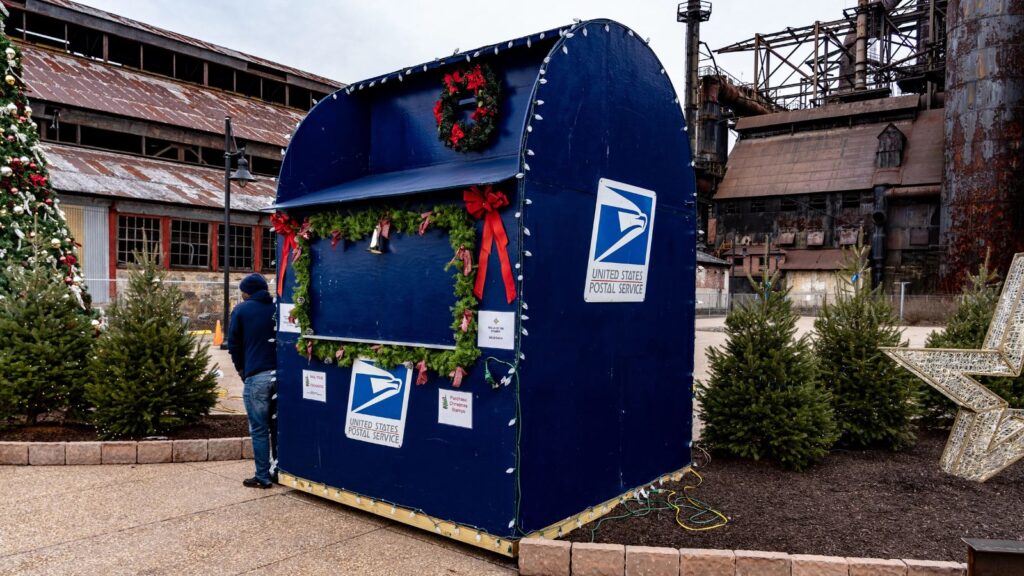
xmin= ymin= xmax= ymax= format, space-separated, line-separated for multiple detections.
xmin=780 ymin=249 xmax=845 ymax=271
xmin=25 ymin=0 xmax=341 ymax=87
xmin=735 ymin=95 xmax=920 ymax=131
xmin=20 ymin=44 xmax=306 ymax=147
xmin=697 ymin=251 xmax=730 ymax=266
xmin=42 ymin=142 xmax=276 ymax=212
xmin=715 ymin=109 xmax=944 ymax=200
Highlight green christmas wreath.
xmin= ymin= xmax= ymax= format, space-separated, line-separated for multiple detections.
xmin=281 ymin=205 xmax=481 ymax=386
xmin=433 ymin=63 xmax=501 ymax=152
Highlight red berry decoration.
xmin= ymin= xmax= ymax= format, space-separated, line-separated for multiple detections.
xmin=434 ymin=63 xmax=500 ymax=152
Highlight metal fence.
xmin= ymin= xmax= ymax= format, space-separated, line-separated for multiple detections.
xmin=85 ymin=278 xmax=955 ymax=327
xmin=85 ymin=278 xmax=277 ymax=331
xmin=726 ymin=291 xmax=957 ymax=324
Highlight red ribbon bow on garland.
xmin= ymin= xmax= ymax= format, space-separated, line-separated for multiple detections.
xmin=270 ymin=212 xmax=303 ymax=297
xmin=463 ymin=185 xmax=517 ymax=303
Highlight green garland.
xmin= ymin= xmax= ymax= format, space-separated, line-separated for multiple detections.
xmin=289 ymin=204 xmax=480 ymax=382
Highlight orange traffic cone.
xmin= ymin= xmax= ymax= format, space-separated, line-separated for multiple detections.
xmin=212 ymin=320 xmax=224 ymax=346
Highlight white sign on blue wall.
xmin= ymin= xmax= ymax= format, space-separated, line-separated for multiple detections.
xmin=344 ymin=359 xmax=412 ymax=448
xmin=584 ymin=178 xmax=657 ymax=302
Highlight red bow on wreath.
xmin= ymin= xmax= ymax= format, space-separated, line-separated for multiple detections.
xmin=270 ymin=212 xmax=302 ymax=297
xmin=464 ymin=185 xmax=516 ymax=303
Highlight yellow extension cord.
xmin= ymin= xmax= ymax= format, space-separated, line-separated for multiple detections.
xmin=664 ymin=468 xmax=729 ymax=531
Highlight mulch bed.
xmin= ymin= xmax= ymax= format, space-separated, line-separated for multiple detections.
xmin=0 ymin=414 xmax=250 ymax=442
xmin=569 ymin=429 xmax=1023 ymax=562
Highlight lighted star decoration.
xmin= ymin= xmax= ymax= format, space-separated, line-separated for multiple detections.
xmin=883 ymin=253 xmax=1024 ymax=482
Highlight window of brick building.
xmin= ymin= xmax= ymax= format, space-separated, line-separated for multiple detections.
xmin=117 ymin=215 xmax=160 ymax=264
xmin=809 ymin=195 xmax=827 ymax=212
xmin=261 ymin=228 xmax=276 ymax=272
xmin=218 ymin=224 xmax=253 ymax=270
xmin=170 ymin=220 xmax=210 ymax=269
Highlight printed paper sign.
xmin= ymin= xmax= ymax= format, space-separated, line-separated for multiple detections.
xmin=344 ymin=359 xmax=412 ymax=448
xmin=584 ymin=178 xmax=657 ymax=303
xmin=278 ymin=303 xmax=301 ymax=333
xmin=302 ymin=370 xmax=327 ymax=403
xmin=477 ymin=310 xmax=516 ymax=350
xmin=438 ymin=389 xmax=473 ymax=429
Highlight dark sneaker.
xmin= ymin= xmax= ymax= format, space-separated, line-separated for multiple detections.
xmin=243 ymin=477 xmax=272 ymax=489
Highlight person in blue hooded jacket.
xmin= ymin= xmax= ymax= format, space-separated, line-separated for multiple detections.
xmin=227 ymin=273 xmax=277 ymax=488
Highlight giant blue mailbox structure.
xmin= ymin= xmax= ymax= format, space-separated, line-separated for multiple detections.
xmin=271 ymin=19 xmax=696 ymax=556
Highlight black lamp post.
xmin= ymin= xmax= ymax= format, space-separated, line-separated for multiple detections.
xmin=222 ymin=116 xmax=257 ymax=348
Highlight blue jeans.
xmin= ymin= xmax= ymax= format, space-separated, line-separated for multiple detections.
xmin=243 ymin=370 xmax=275 ymax=484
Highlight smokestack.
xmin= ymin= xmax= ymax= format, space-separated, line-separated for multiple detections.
xmin=679 ymin=1 xmax=710 ymax=156
xmin=855 ymin=0 xmax=869 ymax=90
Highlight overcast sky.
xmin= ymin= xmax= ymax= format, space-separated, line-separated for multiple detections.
xmin=74 ymin=0 xmax=855 ymax=98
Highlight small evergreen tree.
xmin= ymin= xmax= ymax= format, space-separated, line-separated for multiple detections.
xmin=813 ymin=244 xmax=916 ymax=449
xmin=86 ymin=254 xmax=217 ymax=438
xmin=922 ymin=255 xmax=1024 ymax=425
xmin=697 ymin=267 xmax=838 ymax=471
xmin=0 ymin=261 xmax=94 ymax=425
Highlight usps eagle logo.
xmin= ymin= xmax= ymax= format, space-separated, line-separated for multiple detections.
xmin=583 ymin=179 xmax=657 ymax=303
xmin=592 ymin=187 xmax=653 ymax=265
xmin=349 ymin=360 xmax=408 ymax=420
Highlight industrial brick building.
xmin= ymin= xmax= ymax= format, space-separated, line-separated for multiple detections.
xmin=681 ymin=0 xmax=1023 ymax=296
xmin=3 ymin=0 xmax=341 ymax=321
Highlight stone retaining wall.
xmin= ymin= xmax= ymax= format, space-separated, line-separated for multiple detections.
xmin=0 ymin=438 xmax=253 ymax=465
xmin=518 ymin=538 xmax=967 ymax=576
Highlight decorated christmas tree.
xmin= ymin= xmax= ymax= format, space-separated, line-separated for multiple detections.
xmin=0 ymin=258 xmax=95 ymax=425
xmin=813 ymin=244 xmax=916 ymax=449
xmin=697 ymin=267 xmax=838 ymax=471
xmin=0 ymin=6 xmax=86 ymax=302
xmin=86 ymin=254 xmax=218 ymax=438
xmin=922 ymin=254 xmax=1024 ymax=425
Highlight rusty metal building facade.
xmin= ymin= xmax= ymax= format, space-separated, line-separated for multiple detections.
xmin=3 ymin=0 xmax=341 ymax=313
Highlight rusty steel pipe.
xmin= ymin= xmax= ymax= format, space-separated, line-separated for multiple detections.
xmin=942 ymin=0 xmax=1024 ymax=289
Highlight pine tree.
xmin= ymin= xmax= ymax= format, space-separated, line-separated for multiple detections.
xmin=0 ymin=7 xmax=87 ymax=302
xmin=813 ymin=244 xmax=916 ymax=449
xmin=0 ymin=259 xmax=95 ymax=425
xmin=922 ymin=255 xmax=1024 ymax=425
xmin=697 ymin=267 xmax=838 ymax=471
xmin=86 ymin=254 xmax=218 ymax=438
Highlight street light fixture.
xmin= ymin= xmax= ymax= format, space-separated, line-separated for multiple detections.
xmin=222 ymin=116 xmax=258 ymax=348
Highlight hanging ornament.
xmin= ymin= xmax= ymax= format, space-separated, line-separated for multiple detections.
xmin=449 ymin=366 xmax=468 ymax=388
xmin=451 ymin=244 xmax=473 ymax=276
xmin=418 ymin=211 xmax=433 ymax=236
xmin=5 ymin=75 xmax=15 ymax=86
xmin=416 ymin=360 xmax=429 ymax=386
xmin=367 ymin=220 xmax=388 ymax=254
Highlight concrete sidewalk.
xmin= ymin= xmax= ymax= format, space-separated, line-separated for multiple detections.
xmin=0 ymin=317 xmax=941 ymax=575
xmin=0 ymin=461 xmax=515 ymax=575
